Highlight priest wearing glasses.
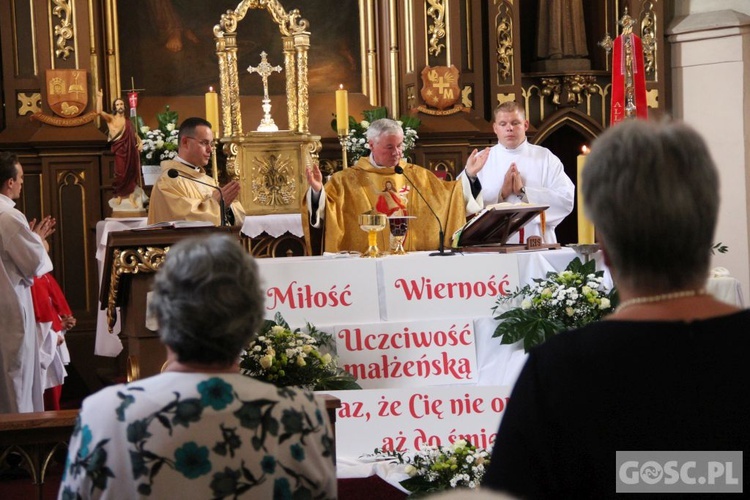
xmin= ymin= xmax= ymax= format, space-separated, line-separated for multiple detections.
xmin=148 ymin=117 xmax=245 ymax=226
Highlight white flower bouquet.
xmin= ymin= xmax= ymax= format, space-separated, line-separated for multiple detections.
xmin=373 ymin=439 xmax=491 ymax=496
xmin=240 ymin=313 xmax=360 ymax=390
xmin=492 ymin=257 xmax=617 ymax=351
xmin=137 ymin=105 xmax=179 ymax=164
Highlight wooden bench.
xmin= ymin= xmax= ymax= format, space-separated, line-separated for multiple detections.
xmin=0 ymin=409 xmax=78 ymax=500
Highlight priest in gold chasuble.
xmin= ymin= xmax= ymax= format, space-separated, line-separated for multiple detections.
xmin=305 ymin=119 xmax=488 ymax=253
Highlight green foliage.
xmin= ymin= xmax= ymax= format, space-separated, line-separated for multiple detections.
xmin=712 ymin=242 xmax=729 ymax=254
xmin=492 ymin=257 xmax=617 ymax=352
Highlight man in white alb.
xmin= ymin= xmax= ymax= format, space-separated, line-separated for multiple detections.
xmin=460 ymin=101 xmax=574 ymax=244
xmin=0 ymin=152 xmax=54 ymax=413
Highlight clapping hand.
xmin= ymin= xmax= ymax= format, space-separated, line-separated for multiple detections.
xmin=29 ymin=216 xmax=56 ymax=240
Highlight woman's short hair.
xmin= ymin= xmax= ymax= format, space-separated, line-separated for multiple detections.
xmin=149 ymin=234 xmax=265 ymax=365
xmin=583 ymin=119 xmax=719 ymax=292
xmin=366 ymin=118 xmax=403 ymax=143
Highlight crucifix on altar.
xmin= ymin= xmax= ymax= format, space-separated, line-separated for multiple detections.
xmin=248 ymin=51 xmax=283 ymax=132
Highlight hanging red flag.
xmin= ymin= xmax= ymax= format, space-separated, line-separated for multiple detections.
xmin=610 ymin=15 xmax=648 ymax=125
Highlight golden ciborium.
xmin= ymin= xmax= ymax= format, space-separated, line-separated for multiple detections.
xmin=358 ymin=212 xmax=387 ymax=258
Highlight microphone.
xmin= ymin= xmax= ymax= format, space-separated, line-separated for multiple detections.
xmin=167 ymin=168 xmax=227 ymax=226
xmin=394 ymin=165 xmax=453 ymax=256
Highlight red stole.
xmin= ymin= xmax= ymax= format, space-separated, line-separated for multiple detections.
xmin=610 ymin=33 xmax=648 ymax=124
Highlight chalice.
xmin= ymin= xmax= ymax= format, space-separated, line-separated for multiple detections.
xmin=388 ymin=216 xmax=416 ymax=255
xmin=358 ymin=213 xmax=387 ymax=258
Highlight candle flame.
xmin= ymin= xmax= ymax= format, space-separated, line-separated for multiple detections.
xmin=209 ymin=86 xmax=214 ymax=92
xmin=581 ymin=145 xmax=590 ymax=155
xmin=339 ymin=84 xmax=344 ymax=90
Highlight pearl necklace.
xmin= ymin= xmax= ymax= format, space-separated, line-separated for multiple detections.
xmin=615 ymin=289 xmax=708 ymax=314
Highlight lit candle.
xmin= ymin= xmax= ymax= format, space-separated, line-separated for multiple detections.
xmin=335 ymin=84 xmax=349 ymax=135
xmin=577 ymin=145 xmax=596 ymax=244
xmin=205 ymin=87 xmax=220 ymax=136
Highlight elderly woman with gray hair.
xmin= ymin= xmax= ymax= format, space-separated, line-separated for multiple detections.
xmin=59 ymin=235 xmax=336 ymax=499
xmin=483 ymin=120 xmax=749 ymax=497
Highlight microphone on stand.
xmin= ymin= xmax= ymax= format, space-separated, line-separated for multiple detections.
xmin=394 ymin=165 xmax=454 ymax=256
xmin=167 ymin=169 xmax=227 ymax=227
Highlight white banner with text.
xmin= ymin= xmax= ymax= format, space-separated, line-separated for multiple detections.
xmin=322 ymin=385 xmax=512 ymax=458
xmin=334 ymin=318 xmax=478 ymax=389
xmin=378 ymin=253 xmax=520 ymax=320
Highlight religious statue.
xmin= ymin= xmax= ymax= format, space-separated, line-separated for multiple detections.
xmin=96 ymin=89 xmax=148 ymax=216
xmin=534 ymin=0 xmax=591 ymax=72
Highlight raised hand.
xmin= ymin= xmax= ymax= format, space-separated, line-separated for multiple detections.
xmin=215 ymin=180 xmax=241 ymax=205
xmin=464 ymin=148 xmax=490 ymax=177
xmin=305 ymin=162 xmax=323 ymax=193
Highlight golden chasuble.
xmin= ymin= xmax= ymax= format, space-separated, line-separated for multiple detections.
xmin=147 ymin=160 xmax=246 ymax=225
xmin=316 ymin=158 xmax=467 ymax=253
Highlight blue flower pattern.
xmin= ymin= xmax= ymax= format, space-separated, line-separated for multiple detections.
xmin=59 ymin=375 xmax=335 ymax=498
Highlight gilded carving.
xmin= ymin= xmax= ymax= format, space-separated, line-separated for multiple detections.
xmin=251 ymin=153 xmax=295 ymax=206
xmin=107 ymin=246 xmax=169 ymax=331
xmin=52 ymin=0 xmax=75 ymax=60
xmin=212 ymin=1 xmax=321 ymax=215
xmin=495 ymin=1 xmax=513 ymax=82
xmin=540 ymin=75 xmax=598 ymax=107
xmin=426 ymin=0 xmax=446 ymax=57
xmin=461 ymin=85 xmax=473 ymax=109
xmin=17 ymin=92 xmax=42 ymax=116
xmin=639 ymin=1 xmax=657 ymax=77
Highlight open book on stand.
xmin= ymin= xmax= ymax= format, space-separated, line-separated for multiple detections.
xmin=132 ymin=220 xmax=215 ymax=231
xmin=453 ymin=202 xmax=558 ymax=252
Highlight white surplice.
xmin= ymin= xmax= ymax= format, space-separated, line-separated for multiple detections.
xmin=461 ymin=140 xmax=575 ymax=244
xmin=0 ymin=194 xmax=53 ymax=413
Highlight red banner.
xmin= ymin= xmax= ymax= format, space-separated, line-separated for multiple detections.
xmin=610 ymin=34 xmax=648 ymax=125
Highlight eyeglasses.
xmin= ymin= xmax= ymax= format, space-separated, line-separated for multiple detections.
xmin=186 ymin=137 xmax=215 ymax=149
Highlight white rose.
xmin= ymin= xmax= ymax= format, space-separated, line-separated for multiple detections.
xmin=321 ymin=353 xmax=332 ymax=365
xmin=521 ymin=298 xmax=532 ymax=310
xmin=259 ymin=355 xmax=273 ymax=369
xmin=166 ymin=122 xmax=175 ymax=131
xmin=599 ymin=297 xmax=611 ymax=310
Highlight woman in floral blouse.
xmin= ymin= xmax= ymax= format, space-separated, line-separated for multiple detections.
xmin=58 ymin=235 xmax=336 ymax=499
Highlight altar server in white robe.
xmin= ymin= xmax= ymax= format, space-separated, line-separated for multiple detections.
xmin=0 ymin=152 xmax=54 ymax=413
xmin=459 ymin=101 xmax=574 ymax=244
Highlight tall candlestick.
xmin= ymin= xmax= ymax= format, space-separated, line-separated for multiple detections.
xmin=577 ymin=146 xmax=595 ymax=244
xmin=335 ymin=84 xmax=349 ymax=135
xmin=205 ymin=87 xmax=220 ymax=137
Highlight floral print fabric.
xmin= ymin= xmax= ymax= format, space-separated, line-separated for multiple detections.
xmin=58 ymin=373 xmax=336 ymax=499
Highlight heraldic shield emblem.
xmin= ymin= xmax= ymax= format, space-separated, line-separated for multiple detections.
xmin=46 ymin=69 xmax=88 ymax=118
xmin=420 ymin=65 xmax=460 ymax=111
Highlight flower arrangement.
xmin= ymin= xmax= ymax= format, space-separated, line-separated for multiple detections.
xmin=240 ymin=313 xmax=360 ymax=391
xmin=492 ymin=257 xmax=617 ymax=352
xmin=137 ymin=105 xmax=179 ymax=165
xmin=373 ymin=440 xmax=491 ymax=496
xmin=333 ymin=107 xmax=421 ymax=164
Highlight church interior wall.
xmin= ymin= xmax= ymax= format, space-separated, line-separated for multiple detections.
xmin=1 ymin=0 xmax=749 ymax=405
xmin=668 ymin=8 xmax=750 ymax=302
